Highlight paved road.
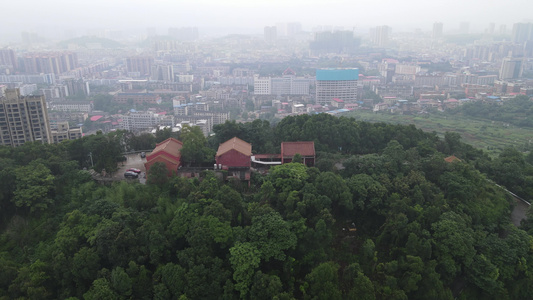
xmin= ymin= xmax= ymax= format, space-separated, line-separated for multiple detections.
xmin=511 ymin=198 xmax=529 ymax=227
xmin=114 ymin=153 xmax=148 ymax=184
xmin=489 ymin=180 xmax=530 ymax=227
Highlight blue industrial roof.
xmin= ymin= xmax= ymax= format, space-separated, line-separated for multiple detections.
xmin=173 ymin=102 xmax=206 ymax=108
xmin=316 ymin=68 xmax=359 ymax=81
xmin=326 ymin=109 xmax=350 ymax=114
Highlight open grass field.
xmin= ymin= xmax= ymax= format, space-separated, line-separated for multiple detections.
xmin=345 ymin=110 xmax=533 ymax=156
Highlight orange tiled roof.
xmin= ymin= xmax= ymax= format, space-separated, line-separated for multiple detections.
xmin=148 ymin=138 xmax=183 ymax=160
xmin=148 ymin=152 xmax=180 ymax=165
xmin=444 ymin=155 xmax=461 ymax=163
xmin=216 ymin=137 xmax=252 ymax=157
xmin=281 ymin=141 xmax=315 ymax=157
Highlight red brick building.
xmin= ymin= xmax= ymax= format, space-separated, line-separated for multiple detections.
xmin=281 ymin=141 xmax=315 ymax=167
xmin=216 ymin=137 xmax=251 ymax=168
xmin=145 ymin=138 xmax=183 ymax=176
xmin=216 ymin=137 xmax=252 ymax=180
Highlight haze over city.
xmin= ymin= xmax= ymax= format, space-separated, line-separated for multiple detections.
xmin=3 ymin=0 xmax=533 ymax=298
xmin=2 ymin=0 xmax=533 ymax=41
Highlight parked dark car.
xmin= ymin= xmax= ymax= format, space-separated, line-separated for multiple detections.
xmin=127 ymin=168 xmax=141 ymax=174
xmin=124 ymin=171 xmax=139 ymax=179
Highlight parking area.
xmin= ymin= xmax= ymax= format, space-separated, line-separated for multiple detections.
xmin=114 ymin=153 xmax=149 ymax=184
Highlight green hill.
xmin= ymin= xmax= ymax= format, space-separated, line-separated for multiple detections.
xmin=1 ymin=115 xmax=533 ymax=299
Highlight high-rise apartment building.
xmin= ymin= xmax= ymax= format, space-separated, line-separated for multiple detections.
xmin=499 ymin=25 xmax=507 ymax=35
xmin=264 ymin=26 xmax=277 ymax=42
xmin=151 ymin=63 xmax=174 ymax=82
xmin=21 ymin=52 xmax=78 ymax=74
xmin=63 ymin=78 xmax=90 ymax=97
xmin=488 ymin=23 xmax=495 ymax=35
xmin=310 ymin=30 xmax=360 ymax=54
xmin=499 ymin=57 xmax=523 ymax=80
xmin=41 ymin=85 xmax=68 ymax=100
xmin=315 ymin=69 xmax=359 ymax=106
xmin=371 ymin=26 xmax=390 ymax=47
xmin=511 ymin=23 xmax=533 ymax=44
xmin=254 ymin=77 xmax=272 ymax=95
xmin=0 ymin=88 xmax=52 ymax=146
xmin=286 ymin=22 xmax=302 ymax=36
xmin=168 ymin=27 xmax=199 ymax=41
xmin=126 ymin=56 xmax=154 ymax=77
xmin=275 ymin=23 xmax=302 ymax=37
xmin=432 ymin=22 xmax=443 ymax=39
xmin=0 ymin=48 xmax=17 ymax=71
xmin=459 ymin=22 xmax=470 ymax=34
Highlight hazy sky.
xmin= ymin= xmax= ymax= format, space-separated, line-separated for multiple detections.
xmin=4 ymin=0 xmax=533 ymax=38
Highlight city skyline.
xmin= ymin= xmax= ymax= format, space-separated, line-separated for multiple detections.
xmin=3 ymin=0 xmax=533 ymax=41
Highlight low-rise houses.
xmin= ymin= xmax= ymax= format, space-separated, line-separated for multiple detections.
xmin=50 ymin=122 xmax=83 ymax=143
xmin=144 ymin=135 xmax=316 ymax=183
xmin=373 ymin=102 xmax=389 ymax=112
xmin=114 ymin=93 xmax=161 ymax=105
xmin=120 ymin=111 xmax=161 ymax=131
xmin=215 ymin=137 xmax=252 ymax=181
xmin=281 ymin=141 xmax=315 ymax=167
xmin=174 ymin=116 xmax=212 ymax=136
xmin=417 ymin=99 xmax=440 ymax=109
xmin=254 ymin=68 xmax=314 ymax=96
xmin=442 ymin=98 xmax=460 ymax=109
xmin=192 ymin=110 xmax=230 ymax=125
xmin=144 ymin=138 xmax=183 ymax=176
xmin=330 ymin=98 xmax=344 ymax=108
xmin=172 ymin=100 xmax=230 ymax=135
xmin=48 ymin=111 xmax=88 ymax=125
xmin=50 ymin=101 xmax=93 ymax=113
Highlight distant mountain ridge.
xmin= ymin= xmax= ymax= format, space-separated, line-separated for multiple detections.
xmin=57 ymin=36 xmax=123 ymax=48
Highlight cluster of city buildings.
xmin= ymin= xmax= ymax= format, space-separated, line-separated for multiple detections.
xmin=0 ymin=21 xmax=533 ymax=147
xmin=0 ymin=88 xmax=82 ymax=147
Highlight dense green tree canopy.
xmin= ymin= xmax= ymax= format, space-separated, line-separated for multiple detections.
xmin=180 ymin=125 xmax=215 ymax=165
xmin=0 ymin=113 xmax=532 ymax=300
xmin=13 ymin=162 xmax=55 ymax=212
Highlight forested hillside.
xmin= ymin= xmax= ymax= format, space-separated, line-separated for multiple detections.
xmin=1 ymin=114 xmax=533 ymax=299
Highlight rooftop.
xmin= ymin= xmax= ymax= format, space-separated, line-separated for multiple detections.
xmin=281 ymin=141 xmax=315 ymax=157
xmin=444 ymin=155 xmax=461 ymax=163
xmin=149 ymin=138 xmax=183 ymax=160
xmin=90 ymin=115 xmax=103 ymax=121
xmin=316 ymin=68 xmax=359 ymax=81
xmin=216 ymin=137 xmax=252 ymax=157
